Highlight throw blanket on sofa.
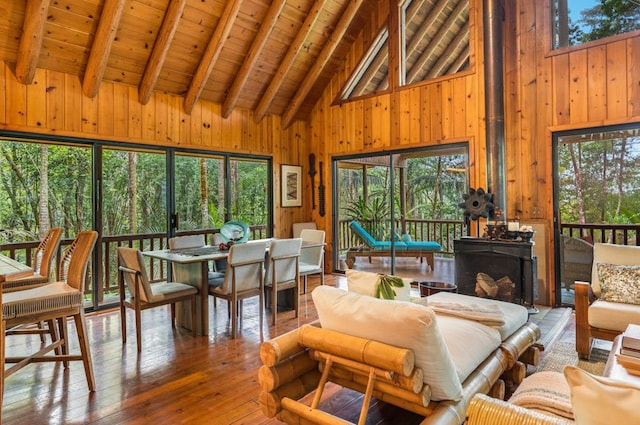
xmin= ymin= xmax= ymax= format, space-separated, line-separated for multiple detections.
xmin=426 ymin=301 xmax=506 ymax=327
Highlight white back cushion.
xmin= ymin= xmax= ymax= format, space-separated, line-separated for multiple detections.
xmin=312 ymin=285 xmax=462 ymax=401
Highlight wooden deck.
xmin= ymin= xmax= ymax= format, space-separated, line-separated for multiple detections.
xmin=2 ymin=261 xmax=569 ymax=424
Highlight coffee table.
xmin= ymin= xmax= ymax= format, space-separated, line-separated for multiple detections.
xmin=604 ymin=335 xmax=640 ymax=385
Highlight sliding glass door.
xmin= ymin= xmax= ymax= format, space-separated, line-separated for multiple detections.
xmin=333 ymin=144 xmax=468 ymax=276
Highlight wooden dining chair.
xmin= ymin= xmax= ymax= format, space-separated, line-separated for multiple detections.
xmin=2 ymin=230 xmax=98 ymax=404
xmin=208 ymin=241 xmax=267 ymax=338
xmin=117 ymin=247 xmax=198 ymax=352
xmin=2 ymin=227 xmax=63 ymax=291
xmin=264 ymin=238 xmax=302 ymax=325
xmin=3 ymin=227 xmax=64 ymax=344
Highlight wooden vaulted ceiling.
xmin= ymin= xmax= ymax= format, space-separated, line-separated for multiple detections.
xmin=0 ymin=0 xmax=468 ymax=128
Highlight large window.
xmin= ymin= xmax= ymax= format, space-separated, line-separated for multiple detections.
xmin=0 ymin=135 xmax=272 ymax=311
xmin=553 ymin=0 xmax=640 ymax=49
xmin=339 ymin=0 xmax=470 ymax=101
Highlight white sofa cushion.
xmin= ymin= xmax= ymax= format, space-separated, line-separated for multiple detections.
xmin=588 ymin=299 xmax=640 ymax=332
xmin=312 ymin=285 xmax=462 ymax=401
xmin=425 ymin=291 xmax=529 ymax=341
xmin=345 ymin=269 xmax=411 ymax=301
xmin=437 ymin=315 xmax=502 ymax=383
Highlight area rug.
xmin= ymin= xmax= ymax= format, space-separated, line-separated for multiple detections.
xmin=538 ymin=341 xmax=609 ymax=376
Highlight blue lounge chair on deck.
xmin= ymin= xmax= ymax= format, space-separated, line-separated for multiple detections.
xmin=347 ymin=220 xmax=442 ymax=269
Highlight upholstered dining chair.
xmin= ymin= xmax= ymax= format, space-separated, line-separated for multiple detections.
xmin=2 ymin=227 xmax=63 ymax=291
xmin=117 ymin=247 xmax=198 ymax=352
xmin=208 ymin=241 xmax=267 ymax=339
xmin=2 ymin=230 xmax=98 ymax=404
xmin=169 ymin=234 xmax=225 ymax=280
xmin=264 ymin=238 xmax=302 ymax=325
xmin=298 ymin=229 xmax=325 ymax=293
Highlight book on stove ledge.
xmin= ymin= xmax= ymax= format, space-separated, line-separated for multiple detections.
xmin=622 ymin=324 xmax=640 ymax=351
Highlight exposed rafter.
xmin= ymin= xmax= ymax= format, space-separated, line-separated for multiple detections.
xmin=281 ymin=0 xmax=366 ymax=128
xmin=82 ymin=0 xmax=126 ymax=98
xmin=183 ymin=0 xmax=243 ymax=115
xmin=15 ymin=0 xmax=50 ymax=85
xmin=138 ymin=0 xmax=187 ymax=105
xmin=221 ymin=0 xmax=288 ymax=118
xmin=253 ymin=0 xmax=329 ymax=123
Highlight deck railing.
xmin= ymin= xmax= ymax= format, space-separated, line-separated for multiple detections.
xmin=0 ymin=225 xmax=268 ymax=304
xmin=3 ymin=221 xmax=638 ymax=304
xmin=560 ymin=223 xmax=639 ymax=246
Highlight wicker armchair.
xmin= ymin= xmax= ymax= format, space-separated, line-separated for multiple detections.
xmin=465 ymin=394 xmax=574 ymax=425
xmin=559 ymin=235 xmax=593 ymax=291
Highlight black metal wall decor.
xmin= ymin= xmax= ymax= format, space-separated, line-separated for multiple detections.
xmin=458 ymin=187 xmax=495 ymax=220
xmin=308 ymin=153 xmax=317 ymax=210
xmin=318 ymin=161 xmax=325 ymax=217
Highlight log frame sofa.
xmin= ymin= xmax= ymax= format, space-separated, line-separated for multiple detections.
xmin=258 ymin=286 xmax=540 ymax=425
xmin=346 ymin=221 xmax=442 ymax=270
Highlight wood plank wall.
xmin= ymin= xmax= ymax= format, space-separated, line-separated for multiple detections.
xmin=0 ymin=61 xmax=310 ymax=239
xmin=308 ymin=0 xmax=640 ymax=303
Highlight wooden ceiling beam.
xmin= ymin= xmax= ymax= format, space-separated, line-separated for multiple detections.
xmin=253 ymin=0 xmax=328 ymax=123
xmin=139 ymin=0 xmax=187 ymax=105
xmin=221 ymin=0 xmax=288 ymax=118
xmin=15 ymin=0 xmax=50 ymax=84
xmin=82 ymin=0 xmax=126 ymax=98
xmin=281 ymin=0 xmax=366 ymax=128
xmin=407 ymin=0 xmax=467 ymax=82
xmin=183 ymin=0 xmax=243 ymax=115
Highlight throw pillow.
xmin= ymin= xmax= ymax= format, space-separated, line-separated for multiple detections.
xmin=312 ymin=285 xmax=463 ymax=401
xmin=596 ymin=263 xmax=640 ymax=304
xmin=564 ymin=365 xmax=640 ymax=425
xmin=508 ymin=371 xmax=574 ymax=420
xmin=345 ymin=269 xmax=411 ymax=301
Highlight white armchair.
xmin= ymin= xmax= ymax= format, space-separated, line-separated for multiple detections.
xmin=575 ymin=243 xmax=640 ymax=359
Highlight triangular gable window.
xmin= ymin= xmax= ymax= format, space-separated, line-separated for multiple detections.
xmin=340 ymin=27 xmax=389 ymax=100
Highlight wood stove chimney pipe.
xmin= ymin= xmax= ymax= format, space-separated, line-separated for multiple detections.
xmin=483 ymin=0 xmax=506 ymax=220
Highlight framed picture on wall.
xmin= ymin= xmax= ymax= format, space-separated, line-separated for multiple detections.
xmin=281 ymin=165 xmax=302 ymax=207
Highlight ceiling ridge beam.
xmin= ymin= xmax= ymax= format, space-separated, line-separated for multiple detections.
xmin=253 ymin=0 xmax=329 ymax=123
xmin=221 ymin=0 xmax=288 ymax=118
xmin=138 ymin=0 xmax=187 ymax=105
xmin=82 ymin=0 xmax=126 ymax=98
xmin=183 ymin=0 xmax=243 ymax=115
xmin=281 ymin=0 xmax=366 ymax=128
xmin=15 ymin=0 xmax=50 ymax=85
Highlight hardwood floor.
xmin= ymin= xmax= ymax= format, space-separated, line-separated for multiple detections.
xmin=2 ymin=259 xmax=572 ymax=425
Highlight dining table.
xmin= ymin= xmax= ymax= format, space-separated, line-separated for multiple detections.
xmin=143 ymin=238 xmax=324 ymax=336
xmin=0 ymin=254 xmax=33 ymax=284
